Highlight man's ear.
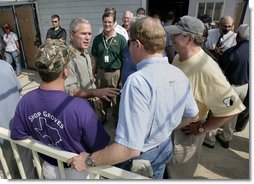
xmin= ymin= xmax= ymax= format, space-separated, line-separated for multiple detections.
xmin=70 ymin=31 xmax=74 ymax=40
xmin=188 ymin=35 xmax=194 ymax=45
xmin=136 ymin=40 xmax=143 ymax=50
xmin=62 ymin=68 xmax=69 ymax=79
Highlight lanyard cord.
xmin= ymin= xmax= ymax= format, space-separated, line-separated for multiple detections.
xmin=102 ymin=34 xmax=114 ymax=52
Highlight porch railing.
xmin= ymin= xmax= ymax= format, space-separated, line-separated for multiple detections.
xmin=0 ymin=127 xmax=149 ymax=179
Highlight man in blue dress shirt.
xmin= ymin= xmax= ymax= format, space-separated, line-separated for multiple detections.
xmin=68 ymin=16 xmax=199 ymax=179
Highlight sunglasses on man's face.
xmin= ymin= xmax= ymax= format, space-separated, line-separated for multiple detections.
xmin=128 ymin=39 xmax=136 ymax=47
xmin=52 ymin=21 xmax=58 ymax=23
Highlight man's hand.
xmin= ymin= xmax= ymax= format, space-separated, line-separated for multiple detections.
xmin=181 ymin=121 xmax=204 ymax=135
xmin=95 ymin=88 xmax=120 ymax=102
xmin=211 ymin=46 xmax=224 ymax=58
xmin=67 ymin=152 xmax=89 ymax=172
xmin=95 ymin=97 xmax=103 ymax=111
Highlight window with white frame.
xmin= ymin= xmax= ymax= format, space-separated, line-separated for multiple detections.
xmin=197 ymin=1 xmax=224 ymax=23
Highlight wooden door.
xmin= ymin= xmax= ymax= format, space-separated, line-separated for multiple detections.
xmin=0 ymin=6 xmax=16 ymax=33
xmin=16 ymin=5 xmax=38 ymax=69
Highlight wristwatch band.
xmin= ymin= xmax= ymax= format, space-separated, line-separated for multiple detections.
xmin=85 ymin=154 xmax=95 ymax=167
xmin=198 ymin=124 xmax=205 ymax=134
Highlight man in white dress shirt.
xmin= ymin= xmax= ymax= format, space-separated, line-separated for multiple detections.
xmin=205 ymin=16 xmax=236 ymax=60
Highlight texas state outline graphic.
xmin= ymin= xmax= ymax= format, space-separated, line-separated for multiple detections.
xmin=35 ymin=117 xmax=62 ymax=148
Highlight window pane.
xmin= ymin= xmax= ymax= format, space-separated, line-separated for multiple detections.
xmin=198 ymin=3 xmax=205 ymax=17
xmin=205 ymin=3 xmax=214 ymax=17
xmin=214 ymin=2 xmax=223 ymax=21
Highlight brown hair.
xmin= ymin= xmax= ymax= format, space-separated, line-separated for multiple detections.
xmin=3 ymin=23 xmax=11 ymax=29
xmin=104 ymin=7 xmax=116 ymax=15
xmin=51 ymin=14 xmax=60 ymax=21
xmin=130 ymin=16 xmax=166 ymax=53
xmin=102 ymin=11 xmax=116 ymax=23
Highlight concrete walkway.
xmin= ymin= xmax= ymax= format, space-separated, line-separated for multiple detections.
xmin=18 ymin=69 xmax=250 ymax=180
xmin=18 ymin=69 xmax=41 ymax=96
xmin=194 ymin=125 xmax=249 ymax=179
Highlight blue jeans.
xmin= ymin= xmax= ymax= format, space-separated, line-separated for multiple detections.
xmin=115 ymin=137 xmax=173 ymax=179
xmin=5 ymin=50 xmax=21 ymax=74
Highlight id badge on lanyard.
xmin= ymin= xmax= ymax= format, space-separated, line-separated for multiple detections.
xmin=104 ymin=55 xmax=109 ymax=63
xmin=103 ymin=35 xmax=113 ymax=63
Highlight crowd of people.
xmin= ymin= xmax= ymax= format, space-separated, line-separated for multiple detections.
xmin=0 ymin=6 xmax=249 ymax=180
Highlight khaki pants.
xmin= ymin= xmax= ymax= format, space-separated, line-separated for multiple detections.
xmin=167 ymin=129 xmax=205 ymax=179
xmin=96 ymin=68 xmax=120 ymax=124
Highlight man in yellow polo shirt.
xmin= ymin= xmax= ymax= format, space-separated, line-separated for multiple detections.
xmin=166 ymin=16 xmax=245 ymax=179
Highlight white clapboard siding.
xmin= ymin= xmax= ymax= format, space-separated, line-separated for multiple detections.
xmin=36 ymin=0 xmax=143 ymax=43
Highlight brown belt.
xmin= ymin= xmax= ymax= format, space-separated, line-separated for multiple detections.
xmin=100 ymin=68 xmax=119 ymax=72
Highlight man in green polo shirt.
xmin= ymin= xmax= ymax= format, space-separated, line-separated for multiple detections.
xmin=91 ymin=11 xmax=127 ymax=125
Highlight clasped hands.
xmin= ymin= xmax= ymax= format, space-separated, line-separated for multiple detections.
xmin=67 ymin=152 xmax=89 ymax=172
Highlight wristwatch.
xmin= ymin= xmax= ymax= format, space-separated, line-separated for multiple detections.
xmin=198 ymin=124 xmax=205 ymax=134
xmin=86 ymin=154 xmax=95 ymax=167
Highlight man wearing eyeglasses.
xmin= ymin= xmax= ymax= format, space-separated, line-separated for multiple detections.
xmin=46 ymin=14 xmax=67 ymax=42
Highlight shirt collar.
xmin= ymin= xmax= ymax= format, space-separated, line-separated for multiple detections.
xmin=136 ymin=57 xmax=168 ymax=70
xmin=69 ymin=44 xmax=88 ymax=57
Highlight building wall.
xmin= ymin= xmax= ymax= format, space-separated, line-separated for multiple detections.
xmin=188 ymin=0 xmax=249 ymax=26
xmin=36 ymin=0 xmax=144 ymax=43
xmin=188 ymin=0 xmax=235 ymax=17
xmin=243 ymin=4 xmax=250 ymax=24
xmin=1 ymin=0 xmax=249 ymax=42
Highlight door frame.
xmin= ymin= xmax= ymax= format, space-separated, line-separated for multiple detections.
xmin=0 ymin=2 xmax=41 ymax=69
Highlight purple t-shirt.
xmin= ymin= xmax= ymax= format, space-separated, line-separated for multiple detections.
xmin=11 ymin=88 xmax=110 ymax=165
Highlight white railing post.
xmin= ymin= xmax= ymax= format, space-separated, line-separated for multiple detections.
xmin=87 ymin=171 xmax=99 ymax=179
xmin=10 ymin=142 xmax=26 ymax=179
xmin=0 ymin=146 xmax=12 ymax=179
xmin=32 ymin=150 xmax=43 ymax=179
xmin=57 ymin=160 xmax=66 ymax=179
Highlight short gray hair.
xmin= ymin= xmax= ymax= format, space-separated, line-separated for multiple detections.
xmin=123 ymin=10 xmax=134 ymax=18
xmin=69 ymin=18 xmax=90 ymax=33
xmin=181 ymin=32 xmax=204 ymax=46
xmin=131 ymin=15 xmax=145 ymax=24
xmin=237 ymin=24 xmax=249 ymax=41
